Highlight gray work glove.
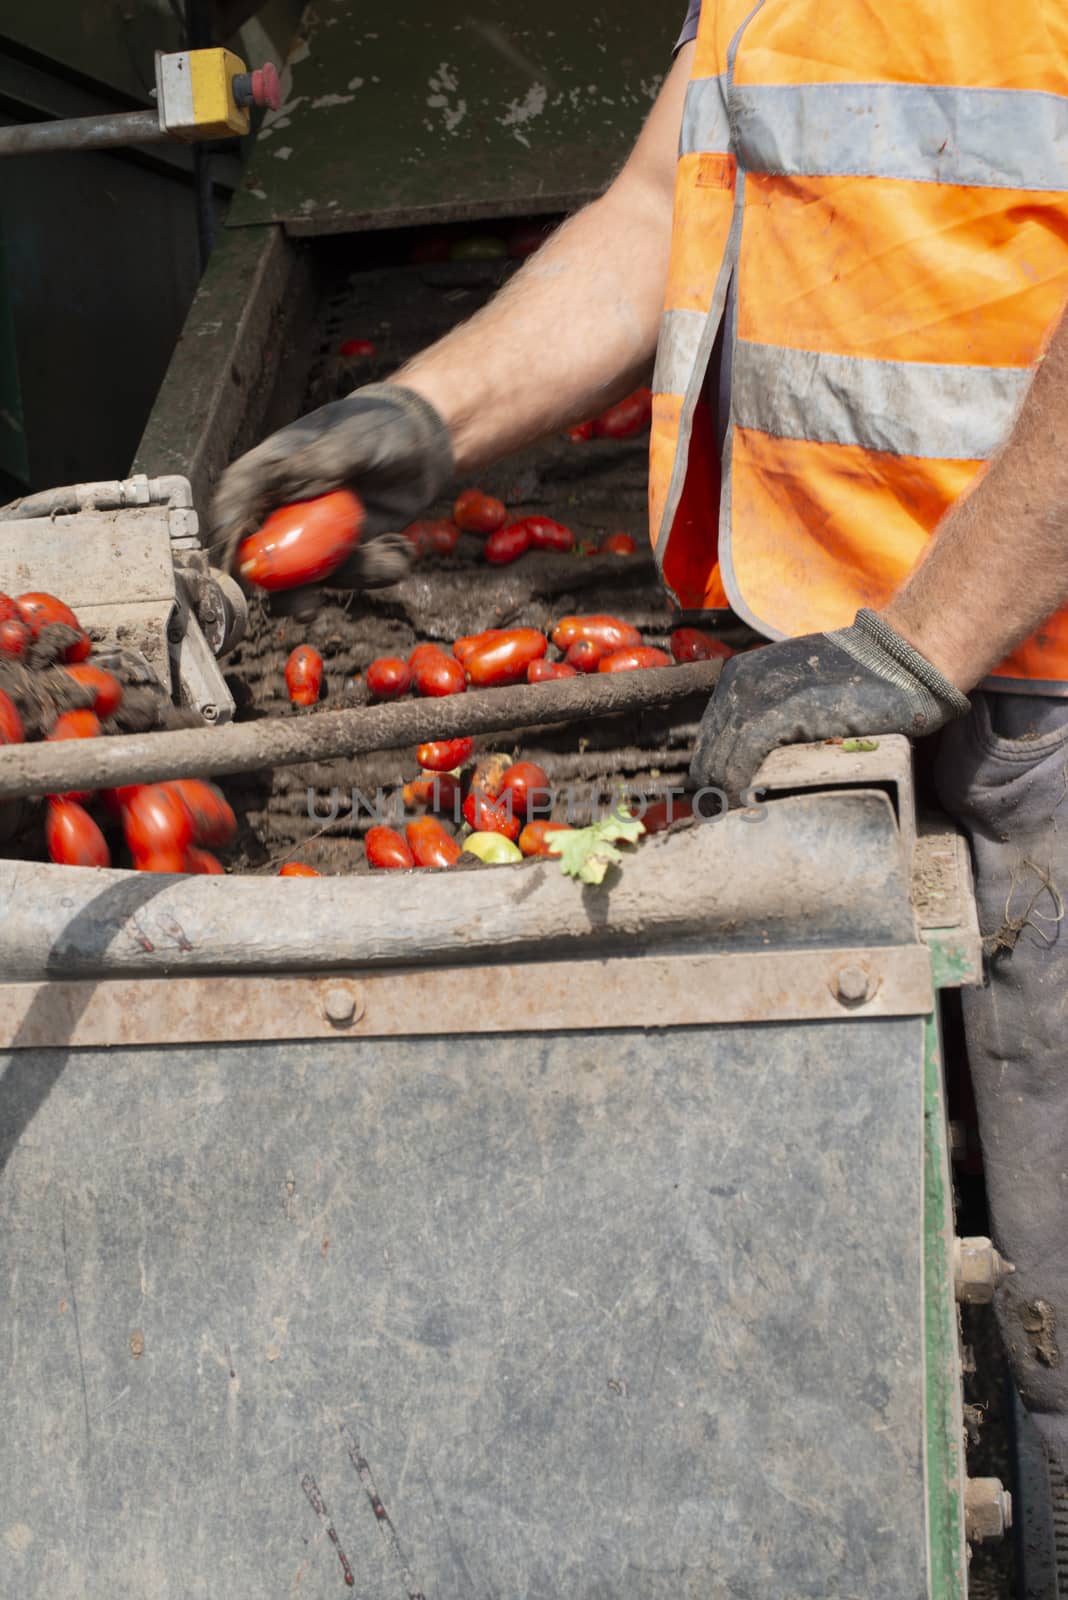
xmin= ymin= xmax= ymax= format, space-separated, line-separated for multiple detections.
xmin=691 ymin=608 xmax=972 ymax=803
xmin=210 ymin=383 xmax=454 ymax=605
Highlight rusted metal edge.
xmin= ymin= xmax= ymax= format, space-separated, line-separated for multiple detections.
xmin=0 ymin=945 xmax=934 ymax=1049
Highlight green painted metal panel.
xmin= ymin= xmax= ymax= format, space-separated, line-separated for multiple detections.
xmin=230 ymin=3 xmax=677 ymax=233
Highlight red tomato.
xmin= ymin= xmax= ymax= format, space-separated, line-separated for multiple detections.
xmin=566 ymin=420 xmax=595 ymax=442
xmin=63 ymin=663 xmax=123 ymax=718
xmin=185 ymin=847 xmax=225 ymax=874
xmin=0 ymin=592 xmax=18 ymax=624
xmin=0 ymin=688 xmax=23 ymax=745
xmin=564 ymin=639 xmax=606 ymax=673
xmin=123 ymin=784 xmax=194 ymax=859
xmin=591 ymin=387 xmax=653 ymax=440
xmin=0 ymin=619 xmax=30 ymax=658
xmin=597 ymin=646 xmax=672 ymax=673
xmin=167 ymin=778 xmax=236 ymax=846
xmin=453 ymin=489 xmax=507 ymax=535
xmin=279 ymin=861 xmax=321 ymax=877
xmin=483 ymin=522 xmax=530 ymax=565
xmin=527 ymin=659 xmax=578 ymax=682
xmin=599 ymin=532 xmax=637 ymax=556
xmin=522 ymin=516 xmax=575 ymax=553
xmin=641 ymin=795 xmax=695 ymax=835
xmin=670 ymin=627 xmax=735 ymax=663
xmin=462 ymin=789 xmax=522 ymax=842
xmin=576 ymin=539 xmax=599 ymax=557
xmin=498 ymin=761 xmax=550 ymax=819
xmin=338 ymin=337 xmax=375 ymax=358
xmin=410 ymin=646 xmax=466 ymax=698
xmin=404 ymin=518 xmax=460 ymax=558
xmin=405 ymin=816 xmax=461 ymax=868
xmin=365 ymin=825 xmax=415 ymax=869
xmin=237 ymin=489 xmax=364 ymax=592
xmin=101 ymin=784 xmax=142 ymax=817
xmin=551 ymin=615 xmax=642 ymax=652
xmin=402 ymin=773 xmax=461 ymax=814
xmin=46 ymin=798 xmax=110 ymax=868
xmin=16 ymin=592 xmax=91 ymax=660
xmin=134 ymin=851 xmax=188 ymax=874
xmin=453 ymin=629 xmax=505 ymax=664
xmin=464 ymin=629 xmax=547 ymax=687
xmin=366 ymin=656 xmax=411 ymax=699
xmin=518 ymin=819 xmax=571 ymax=858
xmin=48 ymin=708 xmax=100 ymax=742
xmin=285 ymin=645 xmax=323 ymax=707
xmin=417 ymin=737 xmax=474 ymax=772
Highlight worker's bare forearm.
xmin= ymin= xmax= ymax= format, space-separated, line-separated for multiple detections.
xmin=884 ymin=307 xmax=1068 ymax=690
xmin=392 ymin=47 xmax=693 ymax=474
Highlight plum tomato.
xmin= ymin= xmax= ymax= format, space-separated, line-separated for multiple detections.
xmin=46 ymin=798 xmax=110 ymax=868
xmin=63 ymin=663 xmax=123 ymax=718
xmin=238 ymin=490 xmax=364 ymax=592
xmin=551 ymin=615 xmax=642 ymax=652
xmin=599 ymin=532 xmax=637 ymax=556
xmin=518 ymin=820 xmax=571 ymax=858
xmin=366 ymin=656 xmax=411 ymax=699
xmin=416 ymin=738 xmax=474 ymax=772
xmin=405 ymin=816 xmax=461 ymax=867
xmin=463 ymin=629 xmax=547 ymax=687
xmin=453 ymin=489 xmax=506 ymax=535
xmin=528 ymin=659 xmax=578 ymax=682
xmin=279 ymin=861 xmax=321 ymax=877
xmin=410 ymin=645 xmax=466 ymax=698
xmin=462 ymin=788 xmax=522 ymax=841
xmin=365 ymin=825 xmax=415 ymax=870
xmin=497 ymin=761 xmax=550 ymax=819
xmin=167 ymin=778 xmax=236 ymax=846
xmin=123 ymin=784 xmax=194 ymax=860
xmin=670 ymin=627 xmax=735 ymax=663
xmin=285 ymin=645 xmax=323 ymax=707
xmin=597 ymin=646 xmax=673 ymax=673
xmin=483 ymin=522 xmax=530 ymax=565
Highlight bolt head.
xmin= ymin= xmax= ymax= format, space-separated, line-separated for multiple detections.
xmin=835 ymin=964 xmax=871 ymax=1005
xmin=323 ymin=987 xmax=357 ymax=1027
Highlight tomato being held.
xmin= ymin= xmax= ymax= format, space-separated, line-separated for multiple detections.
xmin=63 ymin=663 xmax=123 ymax=718
xmin=238 ymin=489 xmax=364 ymax=592
xmin=0 ymin=618 xmax=30 ymax=658
xmin=597 ymin=646 xmax=672 ymax=673
xmin=670 ymin=627 xmax=734 ymax=663
xmin=527 ymin=659 xmax=578 ymax=682
xmin=365 ymin=825 xmax=415 ymax=870
xmin=463 ymin=629 xmax=547 ymax=687
xmin=416 ymin=737 xmax=474 ymax=772
xmin=285 ymin=645 xmax=323 ymax=707
xmin=453 ymin=489 xmax=507 ymax=535
xmin=46 ymin=798 xmax=110 ymax=868
xmin=483 ymin=522 xmax=531 ymax=565
xmin=16 ymin=592 xmax=91 ymax=660
xmin=406 ymin=816 xmax=461 ymax=868
xmin=0 ymin=688 xmax=23 ymax=745
xmin=366 ymin=656 xmax=411 ymax=699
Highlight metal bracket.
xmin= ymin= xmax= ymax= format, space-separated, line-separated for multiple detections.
xmin=0 ymin=945 xmax=935 ymax=1049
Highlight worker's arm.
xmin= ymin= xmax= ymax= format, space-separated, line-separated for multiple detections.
xmin=211 ymin=46 xmax=692 ymax=573
xmin=691 ymin=307 xmax=1068 ymax=802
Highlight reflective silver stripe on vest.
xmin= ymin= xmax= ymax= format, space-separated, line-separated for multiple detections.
xmin=653 ymin=308 xmax=708 ymax=397
xmin=731 ymin=81 xmax=1068 ymax=192
xmin=732 ymin=339 xmax=1032 ymax=460
xmin=680 ymin=75 xmax=731 ymax=155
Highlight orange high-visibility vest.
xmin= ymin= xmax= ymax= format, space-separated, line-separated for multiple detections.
xmin=651 ymin=0 xmax=1068 ymax=691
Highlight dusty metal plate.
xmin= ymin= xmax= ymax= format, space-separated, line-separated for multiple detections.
xmin=0 ymin=1019 xmax=931 ymax=1597
xmin=0 ymin=945 xmax=933 ymax=1048
xmin=229 ymin=4 xmax=674 ymax=233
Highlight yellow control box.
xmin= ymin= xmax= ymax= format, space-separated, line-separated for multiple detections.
xmin=156 ymin=49 xmax=250 ymax=141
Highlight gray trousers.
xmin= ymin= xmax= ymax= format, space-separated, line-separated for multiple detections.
xmin=936 ymin=692 xmax=1068 ymax=1472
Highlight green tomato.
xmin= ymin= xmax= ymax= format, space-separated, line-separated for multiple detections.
xmin=462 ymin=832 xmax=523 ymax=865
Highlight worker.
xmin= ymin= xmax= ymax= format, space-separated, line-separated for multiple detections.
xmin=214 ymin=5 xmax=1068 ymax=1472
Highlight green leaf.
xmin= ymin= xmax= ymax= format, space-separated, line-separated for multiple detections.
xmin=552 ymin=807 xmax=646 ymax=886
xmin=842 ymin=737 xmax=880 ymax=753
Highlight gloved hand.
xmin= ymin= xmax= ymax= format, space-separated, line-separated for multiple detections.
xmin=690 ymin=608 xmax=972 ymax=803
xmin=210 ymin=383 xmax=454 ymax=602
